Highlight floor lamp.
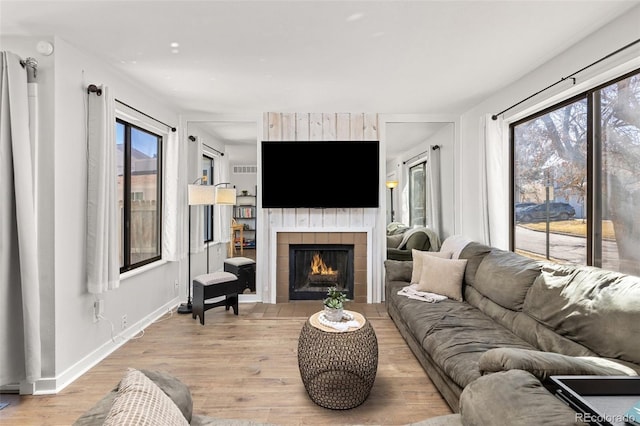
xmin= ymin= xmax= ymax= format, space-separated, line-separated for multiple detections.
xmin=178 ymin=177 xmax=216 ymax=314
xmin=214 ymin=183 xmax=237 ymax=255
xmin=386 ymin=180 xmax=399 ymax=223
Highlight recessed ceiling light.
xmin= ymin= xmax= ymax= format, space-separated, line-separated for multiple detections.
xmin=170 ymin=42 xmax=180 ymax=48
xmin=171 ymin=49 xmax=179 ymax=54
xmin=346 ymin=13 xmax=364 ymax=22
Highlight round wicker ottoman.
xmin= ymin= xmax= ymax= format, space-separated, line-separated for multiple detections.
xmin=297 ymin=310 xmax=378 ymax=410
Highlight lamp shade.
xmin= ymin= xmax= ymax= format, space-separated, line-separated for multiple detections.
xmin=188 ymin=184 xmax=216 ymax=205
xmin=386 ymin=180 xmax=399 ymax=189
xmin=214 ymin=187 xmax=237 ymax=205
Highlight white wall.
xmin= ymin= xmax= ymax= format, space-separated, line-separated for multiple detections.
xmin=1 ymin=36 xmax=186 ymax=393
xmin=458 ymin=6 xmax=640 ymax=247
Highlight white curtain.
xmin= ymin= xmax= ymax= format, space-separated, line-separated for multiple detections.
xmin=86 ymin=85 xmax=119 ymax=294
xmin=0 ymin=52 xmax=42 ymax=387
xmin=188 ymin=136 xmax=205 ymax=254
xmin=425 ymin=146 xmax=442 ymax=236
xmin=163 ymin=131 xmax=181 ymax=261
xmin=214 ymin=154 xmax=232 ymax=243
xmin=481 ymin=114 xmax=509 ymax=249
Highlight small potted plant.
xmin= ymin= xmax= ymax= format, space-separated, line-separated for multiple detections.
xmin=323 ymin=287 xmax=347 ymax=322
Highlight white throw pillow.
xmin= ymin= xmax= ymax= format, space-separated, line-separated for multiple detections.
xmin=416 ymin=254 xmax=467 ymax=301
xmin=411 ymin=249 xmax=453 ymax=284
xmin=104 ymin=368 xmax=189 ymax=426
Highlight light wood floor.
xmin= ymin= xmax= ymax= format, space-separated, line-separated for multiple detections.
xmin=0 ymin=301 xmax=452 ymax=425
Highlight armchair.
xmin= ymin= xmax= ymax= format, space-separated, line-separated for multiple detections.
xmin=387 ymin=230 xmax=432 ymax=261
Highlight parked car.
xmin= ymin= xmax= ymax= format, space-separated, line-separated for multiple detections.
xmin=516 ymin=202 xmax=576 ymax=222
xmin=515 ymin=202 xmax=537 ymax=212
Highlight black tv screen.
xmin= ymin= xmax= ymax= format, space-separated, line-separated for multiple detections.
xmin=261 ymin=140 xmax=380 ymax=208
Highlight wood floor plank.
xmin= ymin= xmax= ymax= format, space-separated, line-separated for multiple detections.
xmin=0 ymin=302 xmax=452 ymax=425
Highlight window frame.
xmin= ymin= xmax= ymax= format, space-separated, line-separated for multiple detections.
xmin=510 ymin=67 xmax=640 ymax=271
xmin=408 ymin=160 xmax=427 ymax=228
xmin=116 ymin=117 xmax=163 ymax=273
xmin=202 ymin=153 xmax=215 ymax=244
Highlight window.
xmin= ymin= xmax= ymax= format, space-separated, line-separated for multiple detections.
xmin=512 ymin=68 xmax=640 ymax=276
xmin=409 ymin=162 xmax=426 ymax=227
xmin=202 ymin=154 xmax=214 ymax=243
xmin=116 ymin=119 xmax=162 ymax=272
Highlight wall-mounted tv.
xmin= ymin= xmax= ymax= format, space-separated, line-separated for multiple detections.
xmin=261 ymin=140 xmax=380 ymax=208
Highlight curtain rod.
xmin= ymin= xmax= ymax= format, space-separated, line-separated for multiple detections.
xmin=491 ymin=37 xmax=640 ymax=120
xmin=20 ymin=57 xmax=38 ymax=81
xmin=402 ymin=145 xmax=440 ymax=165
xmin=188 ymin=136 xmax=224 ymax=156
xmin=86 ymin=84 xmax=177 ymax=132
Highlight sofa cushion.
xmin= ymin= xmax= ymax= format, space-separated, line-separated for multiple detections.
xmin=421 ymin=304 xmax=536 ymax=388
xmin=411 ymin=249 xmax=453 ymax=284
xmin=104 ymin=368 xmax=189 ymax=426
xmin=478 ymin=348 xmax=638 ymax=380
xmin=457 ymin=242 xmax=492 ymax=287
xmin=524 ymin=264 xmax=640 ymax=365
xmin=459 ymin=370 xmax=588 ymax=426
xmin=472 ymin=249 xmax=541 ymax=311
xmin=415 ymin=255 xmax=467 ymax=301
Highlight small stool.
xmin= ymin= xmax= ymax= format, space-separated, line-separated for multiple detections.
xmin=192 ymin=272 xmax=240 ymax=325
xmin=224 ymin=257 xmax=256 ymax=293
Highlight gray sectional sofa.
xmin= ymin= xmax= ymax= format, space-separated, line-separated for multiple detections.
xmin=385 ymin=239 xmax=640 ymax=425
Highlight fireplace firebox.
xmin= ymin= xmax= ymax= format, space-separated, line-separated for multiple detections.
xmin=289 ymin=244 xmax=354 ymax=300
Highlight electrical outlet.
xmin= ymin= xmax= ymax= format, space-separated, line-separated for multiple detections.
xmin=93 ymin=300 xmax=104 ymax=323
xmin=121 ymin=314 xmax=128 ymax=330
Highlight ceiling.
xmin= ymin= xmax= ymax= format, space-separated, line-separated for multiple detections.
xmin=1 ymin=0 xmax=638 ymax=157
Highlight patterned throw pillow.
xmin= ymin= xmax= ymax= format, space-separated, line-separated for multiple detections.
xmin=104 ymin=368 xmax=189 ymax=426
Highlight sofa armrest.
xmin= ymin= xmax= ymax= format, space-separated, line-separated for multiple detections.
xmin=478 ymin=348 xmax=638 ymax=381
xmin=459 ymin=370 xmax=588 ymax=426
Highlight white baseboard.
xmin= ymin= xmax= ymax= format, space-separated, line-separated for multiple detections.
xmin=32 ymin=298 xmax=180 ymax=395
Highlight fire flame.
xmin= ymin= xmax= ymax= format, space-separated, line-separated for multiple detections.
xmin=310 ymin=252 xmax=336 ymax=275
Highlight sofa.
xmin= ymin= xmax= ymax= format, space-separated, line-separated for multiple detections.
xmin=384 ymin=237 xmax=640 ymax=425
xmin=73 ymin=368 xmax=271 ymax=426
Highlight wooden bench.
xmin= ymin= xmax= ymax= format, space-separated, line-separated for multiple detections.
xmin=192 ymin=272 xmax=240 ymax=325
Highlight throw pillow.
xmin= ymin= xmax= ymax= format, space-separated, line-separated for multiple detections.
xmin=410 ymin=249 xmax=453 ymax=284
xmin=415 ymin=254 xmax=467 ymax=301
xmin=104 ymin=368 xmax=189 ymax=426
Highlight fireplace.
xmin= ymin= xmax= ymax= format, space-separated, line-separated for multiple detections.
xmin=289 ymin=244 xmax=354 ymax=300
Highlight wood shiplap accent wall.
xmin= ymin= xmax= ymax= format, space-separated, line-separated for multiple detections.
xmin=263 ymin=112 xmax=379 ymax=228
xmin=260 ymin=112 xmax=383 ymax=303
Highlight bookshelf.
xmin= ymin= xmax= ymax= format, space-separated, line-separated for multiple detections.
xmin=234 ymin=195 xmax=256 ymax=249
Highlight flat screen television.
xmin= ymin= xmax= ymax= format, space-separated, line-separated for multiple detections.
xmin=261 ymin=140 xmax=380 ymax=208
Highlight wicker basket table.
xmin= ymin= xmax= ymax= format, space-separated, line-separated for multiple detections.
xmin=297 ymin=310 xmax=378 ymax=410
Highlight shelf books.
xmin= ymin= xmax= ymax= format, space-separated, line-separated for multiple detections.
xmin=234 ymin=207 xmax=255 ymax=218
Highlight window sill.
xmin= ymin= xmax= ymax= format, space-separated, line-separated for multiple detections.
xmin=120 ymin=259 xmax=168 ymax=281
